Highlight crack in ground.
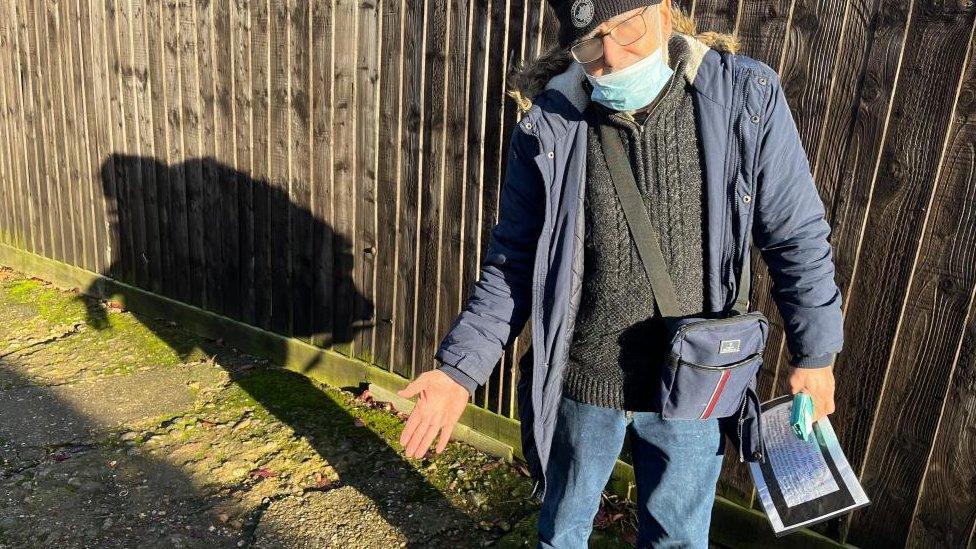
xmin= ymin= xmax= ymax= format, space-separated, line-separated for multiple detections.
xmin=237 ymin=491 xmax=293 ymax=548
xmin=1 ymin=441 xmax=99 ymax=479
xmin=0 ymin=458 xmax=44 ymax=478
xmin=0 ymin=321 xmax=86 ymax=360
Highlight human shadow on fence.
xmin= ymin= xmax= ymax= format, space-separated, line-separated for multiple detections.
xmin=69 ymin=155 xmax=483 ymax=544
xmin=91 ymin=154 xmax=374 ymax=357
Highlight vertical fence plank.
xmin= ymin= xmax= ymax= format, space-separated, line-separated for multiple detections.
xmin=90 ymin=0 xmax=121 ymax=278
xmin=811 ymin=0 xmax=910 ymax=482
xmin=332 ymin=0 xmax=358 ymax=352
xmin=459 ymin=0 xmax=488 ymax=352
xmin=0 ymin=7 xmax=16 ymax=246
xmin=290 ymin=0 xmax=313 ymax=342
xmin=213 ymin=0 xmax=240 ymax=319
xmin=354 ymin=0 xmax=380 ymax=364
xmin=118 ymin=0 xmax=150 ymax=288
xmin=65 ymin=0 xmax=95 ymax=271
xmin=414 ymin=0 xmax=449 ymax=382
xmin=46 ymin=0 xmax=74 ymax=266
xmin=12 ymin=3 xmax=38 ymax=254
xmin=133 ymin=0 xmax=163 ymax=293
xmin=309 ymin=0 xmax=336 ymax=351
xmin=63 ymin=0 xmax=92 ymax=271
xmin=104 ymin=0 xmax=134 ymax=282
xmin=23 ymin=1 xmax=50 ymax=259
xmin=159 ymin=0 xmax=190 ymax=302
xmin=486 ymin=0 xmax=524 ymax=412
xmin=81 ymin=0 xmax=111 ymax=275
xmin=472 ymin=0 xmax=510 ymax=409
xmin=144 ymin=0 xmax=173 ymax=296
xmin=372 ymin=0 xmax=403 ymax=371
xmin=268 ymin=0 xmax=291 ymax=335
xmin=393 ymin=0 xmax=424 ymax=378
xmin=435 ymin=0 xmax=469 ymax=386
xmin=179 ymin=0 xmax=207 ymax=307
xmin=251 ymin=0 xmax=272 ymax=330
xmin=195 ymin=0 xmax=222 ymax=312
xmin=233 ymin=0 xmax=256 ymax=326
xmin=36 ymin=1 xmax=63 ymax=263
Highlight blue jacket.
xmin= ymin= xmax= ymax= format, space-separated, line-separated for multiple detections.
xmin=433 ymin=24 xmax=845 ymax=502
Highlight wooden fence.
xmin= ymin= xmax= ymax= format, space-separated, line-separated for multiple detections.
xmin=0 ymin=0 xmax=975 ymax=547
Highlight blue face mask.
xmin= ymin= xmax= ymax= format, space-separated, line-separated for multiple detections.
xmin=583 ymin=45 xmax=674 ymax=112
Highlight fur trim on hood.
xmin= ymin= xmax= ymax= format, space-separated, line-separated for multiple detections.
xmin=506 ymin=4 xmax=740 ymax=115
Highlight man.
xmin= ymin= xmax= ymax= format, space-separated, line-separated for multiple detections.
xmin=397 ymin=1 xmax=844 ymax=546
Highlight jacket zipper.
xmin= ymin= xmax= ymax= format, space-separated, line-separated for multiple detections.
xmin=732 ymin=70 xmax=754 ymax=463
xmin=526 ymin=124 xmax=553 ymax=502
xmin=726 ymin=71 xmax=744 ymax=310
xmin=530 ymin=127 xmax=552 ymax=380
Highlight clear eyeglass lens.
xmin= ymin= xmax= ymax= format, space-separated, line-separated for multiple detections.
xmin=613 ymin=13 xmax=647 ymax=45
xmin=571 ymin=39 xmax=603 ymax=63
xmin=571 ymin=9 xmax=649 ymax=63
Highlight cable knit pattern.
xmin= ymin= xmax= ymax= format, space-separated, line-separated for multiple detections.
xmin=561 ymin=59 xmax=708 ymax=411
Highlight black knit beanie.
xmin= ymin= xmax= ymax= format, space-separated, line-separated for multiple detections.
xmin=548 ymin=0 xmax=664 ymax=47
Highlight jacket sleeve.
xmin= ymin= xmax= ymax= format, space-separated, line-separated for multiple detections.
xmin=433 ymin=123 xmax=546 ymax=396
xmin=751 ymin=68 xmax=845 ymax=368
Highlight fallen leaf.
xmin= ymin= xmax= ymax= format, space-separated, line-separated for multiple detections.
xmin=480 ymin=461 xmax=502 ymax=472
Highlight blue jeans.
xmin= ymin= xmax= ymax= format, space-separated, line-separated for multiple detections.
xmin=537 ymin=395 xmax=725 ymax=548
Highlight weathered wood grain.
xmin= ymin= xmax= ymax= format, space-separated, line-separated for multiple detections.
xmin=373 ymin=0 xmax=403 ymax=373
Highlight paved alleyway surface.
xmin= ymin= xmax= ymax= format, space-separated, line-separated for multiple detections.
xmin=0 ymin=266 xmax=639 ymax=548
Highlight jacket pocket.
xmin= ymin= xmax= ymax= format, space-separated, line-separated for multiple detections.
xmin=661 ymin=352 xmax=763 ymax=420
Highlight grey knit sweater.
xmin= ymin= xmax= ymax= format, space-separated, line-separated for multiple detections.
xmin=561 ymin=59 xmax=708 ymax=411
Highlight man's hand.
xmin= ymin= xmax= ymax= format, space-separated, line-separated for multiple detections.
xmin=787 ymin=365 xmax=836 ymax=423
xmin=396 ymin=370 xmax=471 ymax=459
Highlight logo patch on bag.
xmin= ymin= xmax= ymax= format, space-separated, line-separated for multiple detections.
xmin=719 ymin=339 xmax=741 ymax=354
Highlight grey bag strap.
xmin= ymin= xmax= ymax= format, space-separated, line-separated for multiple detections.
xmin=598 ymin=122 xmax=750 ymax=317
xmin=598 ymin=122 xmax=682 ymax=318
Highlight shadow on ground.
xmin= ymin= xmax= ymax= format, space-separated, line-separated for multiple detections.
xmin=0 ymin=268 xmax=546 ymax=548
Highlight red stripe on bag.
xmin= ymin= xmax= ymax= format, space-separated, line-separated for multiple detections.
xmin=701 ymin=370 xmax=731 ymax=419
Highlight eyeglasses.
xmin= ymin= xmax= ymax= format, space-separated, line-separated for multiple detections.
xmin=570 ymin=5 xmax=654 ymax=64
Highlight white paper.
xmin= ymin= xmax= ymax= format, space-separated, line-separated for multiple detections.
xmin=762 ymin=403 xmax=840 ymax=506
xmin=747 ymin=395 xmax=870 ymax=537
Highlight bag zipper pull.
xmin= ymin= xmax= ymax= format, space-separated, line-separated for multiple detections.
xmin=737 ymin=393 xmax=749 ymax=462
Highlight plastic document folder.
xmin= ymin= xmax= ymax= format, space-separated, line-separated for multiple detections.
xmin=747 ymin=394 xmax=871 ymax=536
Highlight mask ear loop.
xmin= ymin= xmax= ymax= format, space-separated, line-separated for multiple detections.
xmin=649 ymin=5 xmax=669 ymax=66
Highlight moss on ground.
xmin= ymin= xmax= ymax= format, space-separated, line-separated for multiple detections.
xmin=0 ymin=274 xmax=214 ymax=381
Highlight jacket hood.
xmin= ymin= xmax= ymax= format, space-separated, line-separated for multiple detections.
xmin=506 ymin=4 xmax=740 ymax=115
